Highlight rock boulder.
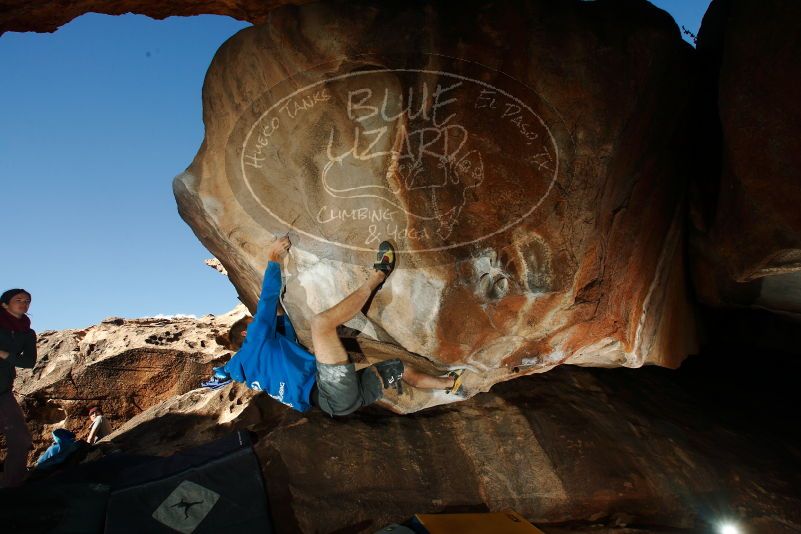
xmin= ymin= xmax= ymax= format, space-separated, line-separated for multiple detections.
xmin=174 ymin=0 xmax=698 ymax=412
xmin=690 ymin=0 xmax=801 ymax=315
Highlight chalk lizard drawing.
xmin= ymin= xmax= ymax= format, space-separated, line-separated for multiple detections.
xmin=238 ymin=67 xmax=560 ymax=254
xmin=321 ymin=125 xmax=485 ymax=240
xmin=171 ymin=498 xmax=203 ymax=519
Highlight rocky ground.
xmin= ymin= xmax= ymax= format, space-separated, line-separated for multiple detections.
xmin=3 ymin=308 xmax=798 ymax=533
xmin=11 ymin=307 xmax=247 ymax=459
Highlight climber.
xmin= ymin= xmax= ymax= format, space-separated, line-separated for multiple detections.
xmin=204 ymin=237 xmax=465 ymax=416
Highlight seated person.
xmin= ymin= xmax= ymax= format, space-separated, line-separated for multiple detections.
xmin=208 ymin=238 xmax=465 ymax=416
xmin=34 ymin=428 xmax=82 ymax=471
xmin=87 ymin=406 xmax=112 ymax=444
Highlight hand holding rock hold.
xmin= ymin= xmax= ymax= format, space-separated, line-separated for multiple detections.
xmin=267 ymin=237 xmax=291 ymax=262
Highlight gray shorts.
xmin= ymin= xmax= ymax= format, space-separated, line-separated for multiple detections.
xmin=315 ymin=362 xmax=384 ymax=417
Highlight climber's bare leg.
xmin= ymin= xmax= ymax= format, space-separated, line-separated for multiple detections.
xmin=310 ymin=270 xmax=386 ymax=365
xmin=401 ymin=365 xmax=455 ymax=390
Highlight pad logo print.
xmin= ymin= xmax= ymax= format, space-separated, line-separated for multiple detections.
xmin=152 ymin=480 xmax=221 ymax=533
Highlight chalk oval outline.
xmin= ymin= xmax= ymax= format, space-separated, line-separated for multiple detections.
xmin=240 ymin=68 xmax=559 ymax=254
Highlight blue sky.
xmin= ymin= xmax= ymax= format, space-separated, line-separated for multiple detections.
xmin=0 ymin=15 xmax=250 ymax=331
xmin=0 ymin=3 xmax=708 ymax=331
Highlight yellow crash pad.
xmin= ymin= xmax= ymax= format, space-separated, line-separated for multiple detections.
xmin=414 ymin=511 xmax=544 ymax=533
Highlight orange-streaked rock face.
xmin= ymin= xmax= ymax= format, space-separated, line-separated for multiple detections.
xmin=173 ymin=1 xmax=698 ymax=412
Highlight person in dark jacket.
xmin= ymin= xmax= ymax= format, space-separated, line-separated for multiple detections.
xmin=0 ymin=288 xmax=36 ymax=488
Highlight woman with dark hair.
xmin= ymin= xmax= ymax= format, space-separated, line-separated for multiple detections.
xmin=0 ymin=288 xmax=36 ymax=487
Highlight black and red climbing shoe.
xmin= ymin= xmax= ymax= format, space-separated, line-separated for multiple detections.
xmin=373 ymin=241 xmax=396 ymax=278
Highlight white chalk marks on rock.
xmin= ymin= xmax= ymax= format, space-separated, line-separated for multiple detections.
xmin=230 ymin=62 xmax=560 ymax=259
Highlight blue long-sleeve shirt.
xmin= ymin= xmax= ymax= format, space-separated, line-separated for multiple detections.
xmin=223 ymin=262 xmax=317 ymax=412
